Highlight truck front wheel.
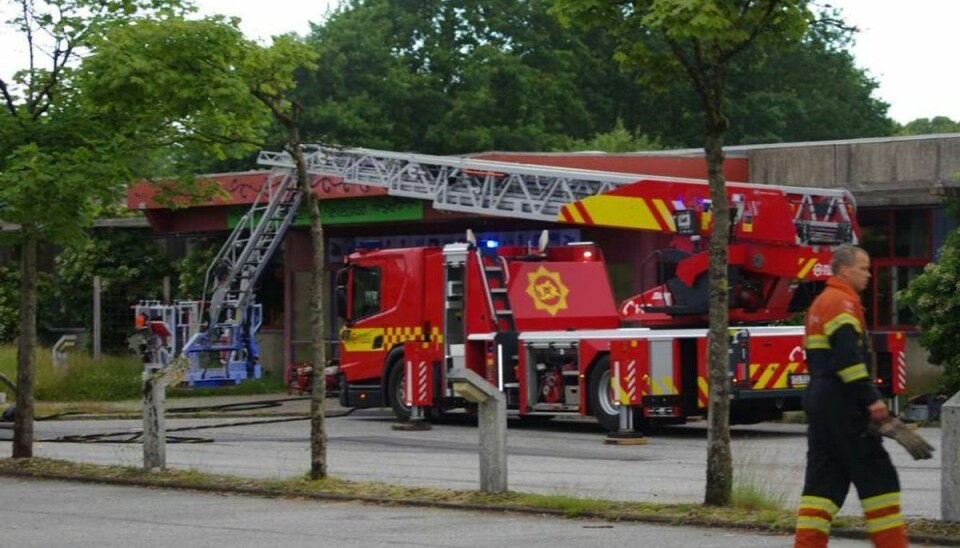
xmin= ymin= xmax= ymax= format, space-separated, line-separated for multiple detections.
xmin=588 ymin=356 xmax=642 ymax=432
xmin=386 ymin=358 xmax=412 ymax=421
xmin=386 ymin=352 xmax=440 ymax=422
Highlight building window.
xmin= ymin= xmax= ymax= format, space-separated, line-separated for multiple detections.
xmin=893 ymin=209 xmax=930 ymax=258
xmin=873 ymin=265 xmax=924 ymax=327
xmin=859 ymin=207 xmax=932 ymax=330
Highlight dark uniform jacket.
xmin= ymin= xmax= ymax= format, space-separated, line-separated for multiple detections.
xmin=804 ymin=277 xmax=882 ymax=428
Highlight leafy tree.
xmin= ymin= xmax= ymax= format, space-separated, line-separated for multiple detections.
xmin=0 ymin=265 xmax=56 ymax=344
xmin=175 ymin=237 xmax=225 ymax=299
xmin=53 ymin=229 xmax=173 ymax=353
xmin=551 ymin=0 xmax=814 ymax=506
xmin=644 ymin=17 xmax=895 ymax=146
xmin=242 ymin=35 xmax=329 ymax=480
xmin=724 ymin=19 xmax=894 ymax=143
xmin=296 ymin=0 xmax=891 ymax=154
xmin=897 ymin=116 xmax=960 ymax=136
xmin=1 ymin=2 xmax=275 ymax=458
xmin=899 ymin=221 xmax=960 ymax=394
xmin=301 ymin=0 xmax=632 ymax=153
xmin=85 ymin=16 xmax=325 ymax=475
xmin=567 ymin=119 xmax=662 ymax=152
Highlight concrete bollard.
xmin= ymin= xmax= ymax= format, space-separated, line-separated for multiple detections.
xmin=449 ymin=368 xmax=507 ymax=493
xmin=943 ymin=391 xmax=960 ymax=522
xmin=141 ymin=357 xmax=184 ymax=471
xmin=477 ymin=395 xmax=507 ymax=493
xmin=142 ymin=366 xmax=167 ymax=471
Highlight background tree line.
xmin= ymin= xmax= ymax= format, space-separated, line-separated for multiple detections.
xmin=198 ymin=0 xmax=959 ymax=174
xmin=292 ymin=0 xmax=895 ymax=155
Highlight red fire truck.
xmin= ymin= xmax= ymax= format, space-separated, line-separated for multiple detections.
xmin=258 ymin=146 xmax=907 ymax=431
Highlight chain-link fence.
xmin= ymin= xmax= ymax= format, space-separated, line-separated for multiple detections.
xmin=38 ymin=275 xmax=167 ymax=357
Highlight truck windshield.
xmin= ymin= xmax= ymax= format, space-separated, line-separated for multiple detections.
xmin=352 ymin=266 xmax=382 ymax=318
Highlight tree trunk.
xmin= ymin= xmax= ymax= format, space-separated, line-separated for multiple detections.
xmin=308 ymin=191 xmax=328 ymax=480
xmin=702 ymin=76 xmax=732 ymax=507
xmin=289 ymin=142 xmax=328 ymax=481
xmin=256 ymin=94 xmax=328 ymax=480
xmin=13 ymin=229 xmax=38 ymax=459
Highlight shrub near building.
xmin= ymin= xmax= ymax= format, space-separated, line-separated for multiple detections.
xmin=900 ymin=226 xmax=960 ymax=395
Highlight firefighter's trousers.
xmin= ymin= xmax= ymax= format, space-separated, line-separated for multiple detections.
xmin=794 ymin=379 xmax=907 ymax=548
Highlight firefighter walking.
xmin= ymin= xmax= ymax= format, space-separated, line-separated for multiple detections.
xmin=794 ymin=245 xmax=933 ymax=548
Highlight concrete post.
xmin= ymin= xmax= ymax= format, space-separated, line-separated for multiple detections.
xmin=449 ymin=368 xmax=507 ymax=493
xmin=943 ymin=391 xmax=960 ymax=522
xmin=142 ymin=365 xmax=166 ymax=470
xmin=477 ymin=395 xmax=507 ymax=493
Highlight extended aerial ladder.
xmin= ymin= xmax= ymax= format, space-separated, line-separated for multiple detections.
xmin=258 ymin=146 xmax=858 ymax=242
xmin=260 ymin=145 xmax=858 ymax=325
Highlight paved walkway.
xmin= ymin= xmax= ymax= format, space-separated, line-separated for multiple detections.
xmin=0 ymin=476 xmax=908 ymax=547
xmin=1 ymin=394 xmax=950 ymax=546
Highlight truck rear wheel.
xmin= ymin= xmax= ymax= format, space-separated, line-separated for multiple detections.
xmin=588 ymin=356 xmax=642 ymax=432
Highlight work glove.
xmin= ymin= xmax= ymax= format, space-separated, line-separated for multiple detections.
xmin=871 ymin=418 xmax=935 ymax=460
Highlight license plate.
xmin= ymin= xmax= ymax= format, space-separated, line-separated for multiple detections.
xmin=789 ymin=374 xmax=810 ymax=388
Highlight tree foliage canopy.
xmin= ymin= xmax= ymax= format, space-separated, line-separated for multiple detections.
xmin=300 ymin=0 xmax=635 ymax=153
xmin=288 ymin=0 xmax=893 ymax=155
xmin=1 ymin=0 xmax=199 ymax=244
xmin=897 ymin=116 xmax=960 ymax=136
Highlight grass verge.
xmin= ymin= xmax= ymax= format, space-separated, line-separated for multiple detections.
xmin=0 ymin=458 xmax=958 ymax=545
xmin=731 ymin=451 xmax=791 ymax=512
xmin=0 ymin=345 xmax=284 ymax=403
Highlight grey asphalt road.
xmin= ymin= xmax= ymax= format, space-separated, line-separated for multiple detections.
xmin=0 ymin=406 xmax=943 ymax=521
xmin=0 ymin=477 xmax=902 ymax=547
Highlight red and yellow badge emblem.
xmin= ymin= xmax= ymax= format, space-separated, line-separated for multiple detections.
xmin=525 ymin=266 xmax=570 ymax=316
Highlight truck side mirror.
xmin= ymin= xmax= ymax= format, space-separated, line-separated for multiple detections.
xmin=334 ymin=268 xmax=349 ymax=321
xmin=335 ymin=286 xmax=348 ymax=320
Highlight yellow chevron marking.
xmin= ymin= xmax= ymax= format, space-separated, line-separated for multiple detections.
xmin=650 ymin=377 xmax=665 ymax=396
xmin=753 ymin=363 xmax=775 ymax=388
xmin=697 ymin=376 xmax=709 ymax=406
xmin=563 ymin=204 xmax=585 ymax=224
xmin=652 ymin=199 xmax=676 ymax=232
xmin=579 ymin=195 xmax=661 ymax=231
xmin=797 ymin=258 xmax=818 ymax=279
xmin=660 ymin=376 xmax=679 ymax=395
xmin=611 ymin=375 xmax=629 ymax=405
